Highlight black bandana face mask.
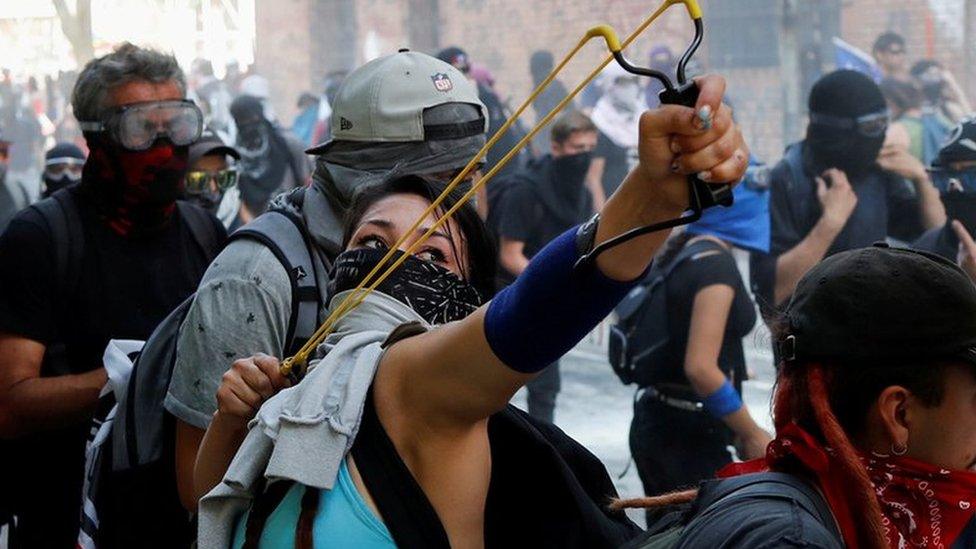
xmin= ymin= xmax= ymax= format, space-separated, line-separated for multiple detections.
xmin=328 ymin=248 xmax=485 ymax=325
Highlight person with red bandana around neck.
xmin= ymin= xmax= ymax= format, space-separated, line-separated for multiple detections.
xmin=0 ymin=43 xmax=226 ymax=547
xmin=617 ymin=244 xmax=976 ymax=548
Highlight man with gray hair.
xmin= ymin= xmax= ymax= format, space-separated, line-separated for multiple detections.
xmin=0 ymin=43 xmax=224 ymax=546
xmin=166 ymin=49 xmax=489 ymax=509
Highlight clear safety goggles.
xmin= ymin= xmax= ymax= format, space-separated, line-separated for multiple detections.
xmin=78 ymin=100 xmax=203 ymax=151
xmin=185 ymin=168 xmax=239 ymax=194
xmin=809 ymin=109 xmax=890 ymax=138
xmin=44 ymin=162 xmax=84 ymax=179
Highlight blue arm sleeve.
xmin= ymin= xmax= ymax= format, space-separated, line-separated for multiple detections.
xmin=484 ymin=227 xmax=642 ymax=373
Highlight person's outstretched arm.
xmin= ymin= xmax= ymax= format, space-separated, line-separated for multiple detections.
xmin=382 ymin=75 xmax=750 ymax=427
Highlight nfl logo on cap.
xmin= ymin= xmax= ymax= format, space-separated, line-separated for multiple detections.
xmin=431 ymin=73 xmax=453 ymax=92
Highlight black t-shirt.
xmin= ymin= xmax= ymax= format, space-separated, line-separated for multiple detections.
xmin=0 ymin=187 xmax=225 ymax=373
xmin=593 ymin=130 xmax=634 ymax=198
xmin=0 ymin=186 xmax=224 ymax=543
xmin=751 ymin=142 xmax=924 ymax=309
xmin=497 ymin=159 xmax=591 ymax=263
xmin=657 ymin=240 xmax=756 ymax=390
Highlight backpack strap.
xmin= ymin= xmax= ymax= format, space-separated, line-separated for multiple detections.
xmin=694 ymin=472 xmax=841 ymax=542
xmin=230 ymin=209 xmax=322 ymax=355
xmin=176 ymin=201 xmax=222 ymax=258
xmin=28 ymin=189 xmax=84 ymax=376
xmin=30 ymin=188 xmax=84 ymax=298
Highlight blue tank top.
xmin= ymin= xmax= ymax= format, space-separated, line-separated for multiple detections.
xmin=231 ymin=459 xmax=395 ymax=548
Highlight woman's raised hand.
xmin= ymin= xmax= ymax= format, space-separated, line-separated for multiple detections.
xmin=635 ymin=75 xmax=748 ymax=212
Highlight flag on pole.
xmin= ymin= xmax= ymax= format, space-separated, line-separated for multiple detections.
xmin=832 ymin=37 xmax=883 ymax=82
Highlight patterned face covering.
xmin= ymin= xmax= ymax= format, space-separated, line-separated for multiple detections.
xmin=327 ymin=247 xmax=485 ymax=326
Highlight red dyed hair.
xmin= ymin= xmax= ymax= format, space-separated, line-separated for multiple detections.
xmin=773 ymin=362 xmax=887 ymax=549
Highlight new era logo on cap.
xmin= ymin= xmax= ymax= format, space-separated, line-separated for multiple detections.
xmin=431 ymin=73 xmax=453 ymax=93
xmin=340 ymin=117 xmax=353 ymax=131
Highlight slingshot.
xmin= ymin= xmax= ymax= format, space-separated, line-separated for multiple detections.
xmin=280 ymin=0 xmax=733 ymax=381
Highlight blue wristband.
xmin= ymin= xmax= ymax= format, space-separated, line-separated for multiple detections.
xmin=702 ymin=380 xmax=743 ymax=419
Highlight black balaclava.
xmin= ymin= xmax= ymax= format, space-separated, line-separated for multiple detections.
xmin=231 ymin=94 xmax=289 ymax=212
xmin=42 ymin=142 xmax=86 ymax=197
xmin=806 ymin=69 xmax=887 ymax=179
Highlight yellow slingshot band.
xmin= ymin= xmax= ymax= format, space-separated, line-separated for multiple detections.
xmin=280 ymin=0 xmax=705 ymax=379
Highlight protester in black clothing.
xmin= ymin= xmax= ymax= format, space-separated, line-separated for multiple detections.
xmin=497 ymin=110 xmax=598 ymax=423
xmin=41 ymin=142 xmax=86 ymax=198
xmin=751 ymin=70 xmax=945 ymax=312
xmin=529 ymin=50 xmax=571 ymax=155
xmin=230 ymin=94 xmax=310 ymax=220
xmin=630 ymin=176 xmax=772 ymax=506
xmin=618 ymin=245 xmax=976 ymax=549
xmin=0 ymin=43 xmax=225 ymax=547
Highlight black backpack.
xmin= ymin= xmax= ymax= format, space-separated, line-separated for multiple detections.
xmin=607 ymin=241 xmax=722 ymax=387
xmin=77 ymin=202 xmax=326 ymax=548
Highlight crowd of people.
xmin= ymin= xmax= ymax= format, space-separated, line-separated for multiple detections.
xmin=0 ymin=24 xmax=976 ymax=549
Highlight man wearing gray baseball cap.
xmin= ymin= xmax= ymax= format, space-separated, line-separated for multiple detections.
xmin=165 ymin=50 xmax=490 ymax=511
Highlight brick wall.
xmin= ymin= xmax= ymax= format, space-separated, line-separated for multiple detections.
xmin=256 ymin=0 xmax=967 ymax=163
xmin=254 ymin=0 xmax=312 ymax=123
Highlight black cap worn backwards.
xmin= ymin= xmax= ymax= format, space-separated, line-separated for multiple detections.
xmin=780 ymin=243 xmax=976 ymax=366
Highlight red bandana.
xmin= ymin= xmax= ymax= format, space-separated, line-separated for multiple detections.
xmin=720 ymin=423 xmax=976 ymax=549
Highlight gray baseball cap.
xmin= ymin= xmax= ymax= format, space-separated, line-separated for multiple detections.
xmin=307 ymin=49 xmax=488 ymax=154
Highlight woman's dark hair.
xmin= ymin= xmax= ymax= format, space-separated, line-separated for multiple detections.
xmin=341 ymin=174 xmax=498 ymax=299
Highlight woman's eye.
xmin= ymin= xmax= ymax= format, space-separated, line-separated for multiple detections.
xmin=416 ymin=248 xmax=446 ymax=263
xmin=359 ymin=235 xmax=387 ymax=250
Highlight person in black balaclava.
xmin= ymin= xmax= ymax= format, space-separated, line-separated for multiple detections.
xmin=495 ymin=110 xmax=598 ymax=423
xmin=41 ymin=142 xmax=86 ymax=198
xmin=750 ymin=69 xmax=946 ymax=313
xmin=230 ymin=94 xmax=310 ymax=219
